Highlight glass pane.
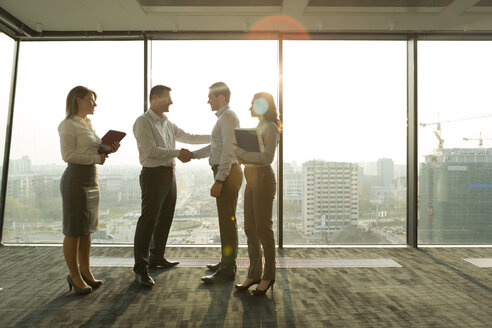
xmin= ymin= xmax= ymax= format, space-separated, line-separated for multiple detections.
xmin=3 ymin=41 xmax=143 ymax=243
xmin=0 ymin=32 xmax=15 ymax=240
xmin=283 ymin=40 xmax=407 ymax=245
xmin=151 ymin=40 xmax=279 ymax=245
xmin=418 ymin=41 xmax=492 ymax=245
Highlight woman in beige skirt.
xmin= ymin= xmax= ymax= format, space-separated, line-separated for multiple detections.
xmin=58 ymin=86 xmax=120 ymax=294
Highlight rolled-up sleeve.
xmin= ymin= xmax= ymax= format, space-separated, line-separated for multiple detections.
xmin=173 ymin=122 xmax=211 ymax=145
xmin=192 ymin=144 xmax=211 ymax=159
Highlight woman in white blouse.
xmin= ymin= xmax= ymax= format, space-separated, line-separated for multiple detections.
xmin=58 ymin=86 xmax=119 ymax=294
xmin=234 ymin=92 xmax=281 ymax=295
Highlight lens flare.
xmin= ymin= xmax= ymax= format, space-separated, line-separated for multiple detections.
xmin=231 ymin=216 xmax=236 ymax=221
xmin=249 ymin=15 xmax=309 ymax=40
xmin=253 ymin=97 xmax=268 ymax=115
xmin=224 ymin=245 xmax=233 ymax=256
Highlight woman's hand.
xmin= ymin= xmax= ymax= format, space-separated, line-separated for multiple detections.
xmin=99 ymin=153 xmax=108 ymax=165
xmin=233 ymin=142 xmax=241 ymax=156
xmin=111 ymin=141 xmax=120 ymax=153
xmin=233 ymin=142 xmax=244 ymax=165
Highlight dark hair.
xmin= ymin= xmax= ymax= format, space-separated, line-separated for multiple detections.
xmin=209 ymin=82 xmax=231 ymax=103
xmin=66 ymin=86 xmax=96 ymax=119
xmin=254 ymin=92 xmax=282 ymax=131
xmin=149 ymin=85 xmax=171 ymax=102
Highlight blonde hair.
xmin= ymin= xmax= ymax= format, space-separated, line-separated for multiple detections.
xmin=65 ymin=86 xmax=96 ymax=119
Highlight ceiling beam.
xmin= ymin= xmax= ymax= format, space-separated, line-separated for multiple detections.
xmin=282 ymin=0 xmax=309 ymax=18
xmin=0 ymin=7 xmax=35 ymax=38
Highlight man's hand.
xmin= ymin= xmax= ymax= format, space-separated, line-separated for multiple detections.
xmin=178 ymin=148 xmax=192 ymax=163
xmin=210 ymin=182 xmax=223 ymax=197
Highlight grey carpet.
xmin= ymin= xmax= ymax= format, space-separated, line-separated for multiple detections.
xmin=0 ymin=246 xmax=491 ymax=327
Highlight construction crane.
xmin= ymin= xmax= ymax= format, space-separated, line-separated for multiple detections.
xmin=419 ymin=113 xmax=444 ymax=149
xmin=463 ymin=132 xmax=492 ymax=147
xmin=420 ymin=113 xmax=492 ymax=150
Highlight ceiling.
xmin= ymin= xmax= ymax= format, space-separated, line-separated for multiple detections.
xmin=1 ymin=0 xmax=492 ymax=38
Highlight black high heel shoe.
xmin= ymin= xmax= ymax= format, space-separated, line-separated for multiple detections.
xmin=251 ymin=280 xmax=275 ymax=296
xmin=235 ymin=279 xmax=261 ymax=291
xmin=67 ymin=275 xmax=92 ymax=295
xmin=81 ymin=273 xmax=103 ymax=288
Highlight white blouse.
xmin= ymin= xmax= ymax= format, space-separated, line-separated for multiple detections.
xmin=236 ymin=120 xmax=279 ymax=166
xmin=58 ymin=116 xmax=102 ymax=165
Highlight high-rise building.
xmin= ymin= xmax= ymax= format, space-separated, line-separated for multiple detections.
xmin=419 ymin=148 xmax=492 ymax=244
xmin=377 ymin=158 xmax=394 ymax=187
xmin=284 ymin=162 xmax=303 ymax=203
xmin=302 ymin=160 xmax=359 ymax=240
xmin=9 ymin=156 xmax=31 ymax=175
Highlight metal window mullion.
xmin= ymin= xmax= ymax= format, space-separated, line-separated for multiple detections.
xmin=144 ymin=36 xmax=149 ymax=113
xmin=407 ymin=36 xmax=418 ymax=248
xmin=0 ymin=39 xmax=20 ymax=244
xmin=278 ymin=37 xmax=284 ymax=248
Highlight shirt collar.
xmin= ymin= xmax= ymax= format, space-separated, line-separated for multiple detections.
xmin=72 ymin=115 xmax=91 ymax=124
xmin=147 ymin=108 xmax=167 ymax=122
xmin=215 ymin=104 xmax=230 ymax=118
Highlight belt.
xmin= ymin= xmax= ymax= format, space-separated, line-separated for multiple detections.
xmin=142 ymin=166 xmax=174 ymax=170
xmin=212 ymin=163 xmax=238 ymax=170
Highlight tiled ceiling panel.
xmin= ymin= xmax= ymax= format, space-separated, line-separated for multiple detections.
xmin=137 ymin=0 xmax=282 ymax=6
xmin=308 ymin=0 xmax=454 ymax=7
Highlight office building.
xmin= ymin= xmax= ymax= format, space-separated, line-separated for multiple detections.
xmin=419 ymin=148 xmax=492 ymax=244
xmin=302 ymin=160 xmax=359 ymax=239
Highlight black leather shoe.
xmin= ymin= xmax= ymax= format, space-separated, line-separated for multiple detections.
xmin=201 ymin=269 xmax=235 ymax=284
xmin=206 ymin=262 xmax=221 ymax=271
xmin=135 ymin=272 xmax=155 ymax=287
xmin=149 ymin=258 xmax=179 ymax=268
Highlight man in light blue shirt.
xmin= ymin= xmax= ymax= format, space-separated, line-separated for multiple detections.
xmin=193 ymin=82 xmax=243 ymax=283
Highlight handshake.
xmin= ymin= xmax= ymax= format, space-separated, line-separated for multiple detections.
xmin=178 ymin=148 xmax=194 ymax=163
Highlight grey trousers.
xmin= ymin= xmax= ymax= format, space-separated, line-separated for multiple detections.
xmin=244 ymin=165 xmax=277 ymax=280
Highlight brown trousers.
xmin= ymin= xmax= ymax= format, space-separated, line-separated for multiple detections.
xmin=244 ymin=165 xmax=277 ymax=280
xmin=213 ymin=163 xmax=243 ymax=269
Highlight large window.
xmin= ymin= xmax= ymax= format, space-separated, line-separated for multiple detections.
xmin=151 ymin=40 xmax=279 ymax=245
xmin=6 ymin=37 xmax=491 ymax=246
xmin=0 ymin=33 xmax=15 ymax=203
xmin=283 ymin=41 xmax=407 ymax=244
xmin=3 ymin=41 xmax=143 ymax=243
xmin=418 ymin=41 xmax=492 ymax=245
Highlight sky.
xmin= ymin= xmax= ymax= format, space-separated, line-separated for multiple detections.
xmin=2 ymin=35 xmax=492 ymax=169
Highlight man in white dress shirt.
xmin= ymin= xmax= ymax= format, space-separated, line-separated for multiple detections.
xmin=133 ymin=85 xmax=210 ymax=287
xmin=192 ymin=82 xmax=243 ymax=283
